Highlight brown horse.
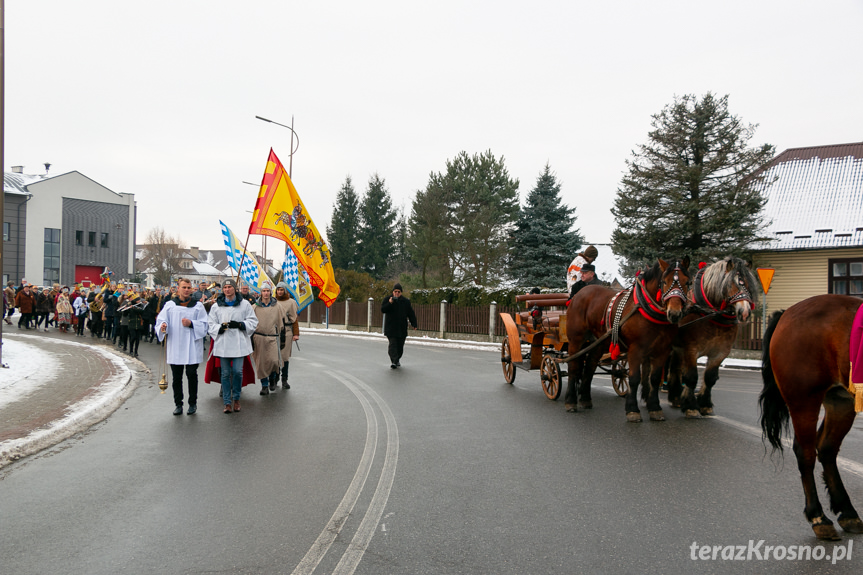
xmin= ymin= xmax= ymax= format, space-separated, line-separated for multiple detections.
xmin=760 ymin=294 xmax=863 ymax=540
xmin=667 ymin=256 xmax=758 ymax=417
xmin=564 ymin=258 xmax=690 ymax=422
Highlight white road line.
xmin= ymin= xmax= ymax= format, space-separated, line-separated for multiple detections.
xmin=593 ymin=384 xmax=863 ymax=481
xmin=290 ymin=373 xmax=379 ymax=575
xmin=332 ymin=371 xmax=400 ymax=575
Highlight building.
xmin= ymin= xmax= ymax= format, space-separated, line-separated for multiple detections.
xmin=2 ymin=166 xmax=136 ymax=288
xmin=749 ymin=142 xmax=863 ymax=310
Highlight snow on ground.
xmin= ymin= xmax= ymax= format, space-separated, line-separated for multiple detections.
xmin=0 ymin=338 xmax=61 ymax=405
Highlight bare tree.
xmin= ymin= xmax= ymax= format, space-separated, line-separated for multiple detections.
xmin=139 ymin=227 xmax=186 ymax=287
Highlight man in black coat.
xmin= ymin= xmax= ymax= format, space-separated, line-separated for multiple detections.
xmin=380 ymin=283 xmax=417 ymax=369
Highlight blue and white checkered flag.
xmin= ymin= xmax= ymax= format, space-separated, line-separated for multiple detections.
xmin=282 ymin=246 xmax=314 ymax=312
xmin=220 ymin=220 xmax=271 ymax=293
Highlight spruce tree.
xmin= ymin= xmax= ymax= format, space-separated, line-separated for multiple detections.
xmin=358 ymin=173 xmax=397 ymax=279
xmin=611 ymin=93 xmax=775 ymax=273
xmin=326 ymin=176 xmax=361 ymax=271
xmin=509 ymin=164 xmax=583 ymax=288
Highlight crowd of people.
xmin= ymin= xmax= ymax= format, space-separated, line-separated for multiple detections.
xmin=4 ymin=277 xmax=302 ymax=417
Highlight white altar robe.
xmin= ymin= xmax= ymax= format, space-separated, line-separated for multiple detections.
xmin=156 ymin=300 xmax=209 ymax=365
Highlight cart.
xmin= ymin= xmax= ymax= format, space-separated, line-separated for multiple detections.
xmin=499 ymin=293 xmax=630 ymax=399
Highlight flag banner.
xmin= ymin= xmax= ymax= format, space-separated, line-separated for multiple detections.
xmin=281 ymin=246 xmax=314 ymax=313
xmin=249 ymin=149 xmax=340 ymax=306
xmin=220 ymin=220 xmax=272 ymax=293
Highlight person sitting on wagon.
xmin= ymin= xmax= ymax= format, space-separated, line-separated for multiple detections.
xmin=567 ymin=245 xmax=598 ymax=298
xmin=568 ymin=263 xmax=601 ymax=299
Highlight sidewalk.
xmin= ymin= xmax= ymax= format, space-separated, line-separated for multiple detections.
xmin=0 ymin=328 xmax=138 ymax=468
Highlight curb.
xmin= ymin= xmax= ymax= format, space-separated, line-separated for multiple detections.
xmin=0 ymin=336 xmax=138 ymax=469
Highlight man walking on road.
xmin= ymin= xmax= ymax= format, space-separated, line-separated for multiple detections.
xmin=156 ymin=278 xmax=208 ymax=415
xmin=381 ymin=283 xmax=417 ymax=369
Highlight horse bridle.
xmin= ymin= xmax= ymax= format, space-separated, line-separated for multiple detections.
xmin=725 ymin=273 xmax=753 ymax=307
xmin=661 ymin=261 xmax=689 ymax=305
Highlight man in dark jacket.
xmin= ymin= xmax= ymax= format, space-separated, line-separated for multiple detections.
xmin=380 ymin=283 xmax=417 ymax=369
xmin=568 ymin=264 xmax=602 ymax=298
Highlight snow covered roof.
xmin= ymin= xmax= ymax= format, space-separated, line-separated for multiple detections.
xmin=751 ymin=142 xmax=863 ymax=251
xmin=3 ymin=171 xmax=51 ymax=196
xmin=191 ymin=261 xmax=223 ymax=276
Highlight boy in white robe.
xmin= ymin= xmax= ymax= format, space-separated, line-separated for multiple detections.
xmin=156 ymin=278 xmax=208 ymax=415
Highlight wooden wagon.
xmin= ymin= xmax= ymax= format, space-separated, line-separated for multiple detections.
xmin=499 ymin=292 xmax=630 ymax=399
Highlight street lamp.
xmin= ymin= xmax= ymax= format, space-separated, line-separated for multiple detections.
xmin=255 ymin=115 xmax=299 ymax=177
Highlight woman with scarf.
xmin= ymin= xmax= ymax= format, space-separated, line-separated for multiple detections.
xmin=251 ymin=282 xmax=287 ymax=395
xmin=56 ymin=288 xmax=74 ymax=333
xmin=208 ymin=279 xmax=258 ymax=413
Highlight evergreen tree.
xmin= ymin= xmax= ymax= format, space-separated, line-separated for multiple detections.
xmin=358 ymin=173 xmax=397 ymax=279
xmin=326 ymin=176 xmax=361 ymax=271
xmin=611 ymin=92 xmax=775 ymax=273
xmin=509 ymin=164 xmax=583 ymax=288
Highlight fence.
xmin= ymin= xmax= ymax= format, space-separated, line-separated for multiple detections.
xmin=302 ymin=299 xmax=764 ymax=351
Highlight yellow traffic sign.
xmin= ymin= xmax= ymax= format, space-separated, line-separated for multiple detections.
xmin=757 ymin=268 xmax=775 ymax=294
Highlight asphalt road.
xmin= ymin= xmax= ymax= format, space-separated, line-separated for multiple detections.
xmin=2 ymin=332 xmax=862 ymax=575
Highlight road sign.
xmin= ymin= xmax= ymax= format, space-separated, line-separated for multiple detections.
xmin=756 ymin=268 xmax=775 ymax=294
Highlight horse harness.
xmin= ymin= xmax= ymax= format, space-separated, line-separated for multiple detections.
xmin=687 ymin=267 xmax=753 ymax=326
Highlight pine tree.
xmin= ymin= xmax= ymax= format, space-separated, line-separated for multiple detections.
xmin=509 ymin=164 xmax=583 ymax=288
xmin=358 ymin=173 xmax=397 ymax=279
xmin=611 ymin=93 xmax=775 ymax=273
xmin=407 ymin=184 xmax=453 ymax=287
xmin=326 ymin=176 xmax=361 ymax=271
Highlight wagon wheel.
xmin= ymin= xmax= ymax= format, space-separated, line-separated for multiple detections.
xmin=540 ymin=355 xmax=562 ymax=400
xmin=501 ymin=339 xmax=516 ymax=384
xmin=611 ymin=358 xmax=630 ymax=397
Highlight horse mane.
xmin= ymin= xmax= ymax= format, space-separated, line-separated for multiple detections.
xmin=640 ymin=258 xmax=690 ymax=285
xmin=700 ymin=256 xmax=760 ymax=306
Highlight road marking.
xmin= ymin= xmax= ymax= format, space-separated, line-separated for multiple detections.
xmin=593 ymin=383 xmax=863 ymax=481
xmin=291 ymin=371 xmax=399 ymax=575
xmin=332 ymin=371 xmax=399 ymax=575
xmin=290 ymin=373 xmax=378 ymax=575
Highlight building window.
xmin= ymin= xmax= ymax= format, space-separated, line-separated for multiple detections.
xmin=88 ymin=231 xmax=96 ymax=247
xmin=100 ymin=232 xmax=109 ymax=248
xmin=44 ymin=228 xmax=61 ymax=286
xmin=829 ymin=258 xmax=863 ymax=298
xmin=2 ymin=222 xmax=9 ymax=242
xmin=75 ymin=230 xmax=84 ymax=246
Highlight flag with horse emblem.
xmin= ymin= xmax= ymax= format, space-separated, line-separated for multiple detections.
xmin=220 ymin=220 xmax=272 ymax=293
xmin=248 ymin=149 xmax=340 ymax=306
xmin=281 ymin=246 xmax=314 ymax=313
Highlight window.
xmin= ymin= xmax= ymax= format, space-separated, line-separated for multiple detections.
xmin=75 ymin=230 xmax=84 ymax=246
xmin=2 ymin=222 xmax=9 ymax=242
xmin=88 ymin=231 xmax=96 ymax=247
xmin=43 ymin=228 xmax=61 ymax=286
xmin=829 ymin=258 xmax=863 ymax=298
xmin=100 ymin=232 xmax=109 ymax=248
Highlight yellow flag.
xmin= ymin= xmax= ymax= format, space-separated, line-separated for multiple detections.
xmin=249 ymin=149 xmax=340 ymax=306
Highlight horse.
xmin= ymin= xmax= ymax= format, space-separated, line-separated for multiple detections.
xmin=666 ymin=256 xmax=758 ymax=417
xmin=759 ymin=294 xmax=863 ymax=540
xmin=564 ymin=257 xmax=690 ymax=422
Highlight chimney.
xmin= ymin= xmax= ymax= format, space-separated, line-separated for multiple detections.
xmin=189 ymin=246 xmax=200 ymax=259
xmin=11 ymin=166 xmax=23 ymax=173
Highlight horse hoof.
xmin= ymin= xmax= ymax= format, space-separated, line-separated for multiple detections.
xmin=700 ymin=407 xmax=714 ymax=416
xmin=649 ymin=410 xmax=665 ymax=422
xmin=811 ymin=520 xmax=841 ymax=541
xmin=579 ymin=400 xmax=593 ymax=410
xmin=839 ymin=516 xmax=863 ymax=533
xmin=565 ymin=404 xmax=578 ymax=413
xmin=685 ymin=409 xmax=701 ymax=419
xmin=626 ymin=412 xmax=642 ymax=423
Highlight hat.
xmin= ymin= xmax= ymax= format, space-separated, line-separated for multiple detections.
xmin=276 ymin=281 xmax=289 ymax=291
xmin=584 ymin=245 xmax=598 ymax=260
xmin=260 ymin=281 xmax=273 ymax=291
xmin=223 ymin=279 xmax=238 ymax=289
xmin=393 ymin=283 xmax=403 ymax=291
xmin=581 ymin=264 xmax=596 ymax=272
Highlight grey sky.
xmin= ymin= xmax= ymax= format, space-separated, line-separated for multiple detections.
xmin=6 ymin=0 xmax=862 ymax=258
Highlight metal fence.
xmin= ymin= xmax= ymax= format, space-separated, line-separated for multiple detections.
xmin=301 ymin=299 xmax=764 ymax=351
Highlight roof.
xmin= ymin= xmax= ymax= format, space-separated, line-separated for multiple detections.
xmin=3 ymin=172 xmax=51 ymax=196
xmin=752 ymin=142 xmax=863 ymax=251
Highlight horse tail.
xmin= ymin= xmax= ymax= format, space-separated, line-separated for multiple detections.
xmin=759 ymin=310 xmax=788 ymax=452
